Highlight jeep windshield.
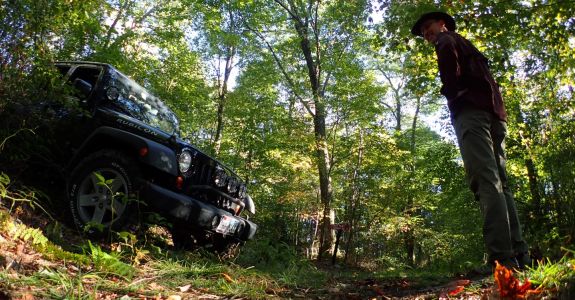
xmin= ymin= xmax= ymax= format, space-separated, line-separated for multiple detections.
xmin=108 ymin=69 xmax=179 ymax=135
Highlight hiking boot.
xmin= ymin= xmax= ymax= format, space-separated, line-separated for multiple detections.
xmin=496 ymin=257 xmax=520 ymax=271
xmin=515 ymin=252 xmax=532 ymax=270
xmin=468 ymin=257 xmax=520 ymax=276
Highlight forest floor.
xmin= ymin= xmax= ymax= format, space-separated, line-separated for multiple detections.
xmin=278 ymin=263 xmax=497 ymax=299
xmin=0 ymin=202 xmax=567 ymax=300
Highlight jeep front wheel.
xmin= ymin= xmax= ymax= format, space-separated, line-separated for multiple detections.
xmin=68 ymin=150 xmax=140 ymax=235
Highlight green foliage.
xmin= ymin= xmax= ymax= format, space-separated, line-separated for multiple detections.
xmin=1 ymin=0 xmax=574 ymax=280
xmin=12 ymin=226 xmax=49 ymax=247
xmin=528 ymin=248 xmax=575 ymax=291
xmin=0 ymin=172 xmax=9 ymax=199
xmin=33 ymin=268 xmax=104 ymax=300
xmin=86 ymin=241 xmax=135 ymax=279
xmin=42 ymin=242 xmax=92 ymax=266
xmin=148 ymin=253 xmax=276 ymax=299
xmin=114 ymin=230 xmax=151 ymax=266
xmin=0 ymin=171 xmax=53 ymax=223
xmin=235 ymin=239 xmax=325 ymax=285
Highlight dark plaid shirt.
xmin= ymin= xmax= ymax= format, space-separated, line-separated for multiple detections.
xmin=435 ymin=31 xmax=507 ymax=121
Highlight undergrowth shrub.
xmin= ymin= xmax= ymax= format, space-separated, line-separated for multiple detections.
xmin=236 ymin=239 xmax=299 ymax=271
xmin=235 ymin=238 xmax=325 ymax=286
xmin=85 ymin=241 xmax=135 ymax=279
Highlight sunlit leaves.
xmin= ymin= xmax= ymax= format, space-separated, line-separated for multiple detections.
xmin=494 ymin=261 xmax=540 ymax=299
xmin=2 ymin=0 xmax=574 ymax=271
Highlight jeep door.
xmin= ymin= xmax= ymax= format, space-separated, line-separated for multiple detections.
xmin=53 ymin=64 xmax=104 ymax=159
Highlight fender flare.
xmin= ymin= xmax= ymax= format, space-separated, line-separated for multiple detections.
xmin=67 ymin=126 xmax=178 ymax=176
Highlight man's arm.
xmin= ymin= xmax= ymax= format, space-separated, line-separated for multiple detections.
xmin=435 ymin=33 xmax=461 ymax=100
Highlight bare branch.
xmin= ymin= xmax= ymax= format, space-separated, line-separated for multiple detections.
xmin=134 ymin=6 xmax=158 ymax=27
xmin=244 ymin=23 xmax=315 ymax=116
xmin=274 ymin=0 xmax=305 ymax=27
xmin=377 ymin=66 xmax=406 ymax=91
xmin=312 ymin=0 xmax=321 ymax=90
xmin=103 ymin=0 xmax=133 ymax=50
xmin=320 ymin=33 xmax=352 ymax=96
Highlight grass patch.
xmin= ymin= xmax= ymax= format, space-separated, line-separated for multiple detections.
xmin=2 ymin=175 xmax=573 ymax=299
xmin=526 ymin=248 xmax=575 ymax=292
xmin=234 ymin=239 xmax=327 ymax=287
xmin=0 ymin=203 xmax=323 ymax=299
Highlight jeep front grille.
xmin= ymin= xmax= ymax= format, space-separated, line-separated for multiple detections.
xmin=185 ymin=159 xmax=244 ymax=215
xmin=192 ymin=162 xmax=212 ymax=185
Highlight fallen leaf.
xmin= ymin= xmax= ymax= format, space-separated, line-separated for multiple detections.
xmin=494 ymin=261 xmax=541 ymax=299
xmin=221 ymin=273 xmax=233 ymax=283
xmin=20 ymin=293 xmax=35 ymax=300
xmin=448 ymin=285 xmax=465 ymax=296
xmin=178 ymin=284 xmax=191 ymax=292
xmin=16 ymin=243 xmax=24 ymax=257
xmin=149 ymin=282 xmax=165 ymax=291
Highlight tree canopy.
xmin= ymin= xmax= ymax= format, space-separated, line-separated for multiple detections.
xmin=1 ymin=0 xmax=574 ymax=270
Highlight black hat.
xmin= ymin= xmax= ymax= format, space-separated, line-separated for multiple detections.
xmin=411 ymin=11 xmax=456 ymax=37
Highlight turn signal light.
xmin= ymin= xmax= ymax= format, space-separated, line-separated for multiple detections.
xmin=175 ymin=176 xmax=184 ymax=190
xmin=139 ymin=147 xmax=149 ymax=157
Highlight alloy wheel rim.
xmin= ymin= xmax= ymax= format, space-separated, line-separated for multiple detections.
xmin=76 ymin=168 xmax=129 ymax=228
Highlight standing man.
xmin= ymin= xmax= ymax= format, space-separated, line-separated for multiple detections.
xmin=411 ymin=11 xmax=530 ymax=270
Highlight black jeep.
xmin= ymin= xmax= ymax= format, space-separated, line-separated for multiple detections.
xmin=2 ymin=61 xmax=257 ymax=251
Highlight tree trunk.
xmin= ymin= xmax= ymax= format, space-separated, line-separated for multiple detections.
xmin=525 ymin=158 xmax=542 ymax=218
xmin=512 ymin=101 xmax=543 ymax=225
xmin=267 ymin=0 xmax=335 ymax=259
xmin=378 ymin=68 xmax=405 ymax=133
xmin=213 ymin=46 xmax=236 ymax=155
xmin=314 ymin=99 xmax=334 ymax=260
xmin=288 ymin=3 xmax=334 ymax=260
xmin=344 ymin=129 xmax=364 ymax=264
xmin=405 ymin=96 xmax=421 ymax=267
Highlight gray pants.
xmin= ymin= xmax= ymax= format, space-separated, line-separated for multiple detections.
xmin=452 ymin=108 xmax=529 ymax=262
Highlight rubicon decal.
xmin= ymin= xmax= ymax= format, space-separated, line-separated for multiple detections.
xmin=116 ymin=118 xmax=158 ymax=136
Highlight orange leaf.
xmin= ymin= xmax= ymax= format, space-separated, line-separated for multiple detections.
xmin=222 ymin=273 xmax=234 ymax=283
xmin=448 ymin=285 xmax=465 ymax=296
xmin=20 ymin=293 xmax=35 ymax=300
xmin=493 ymin=261 xmax=536 ymax=299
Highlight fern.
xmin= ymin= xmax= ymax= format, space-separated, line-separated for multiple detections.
xmin=12 ymin=225 xmax=49 ymax=246
xmin=87 ymin=241 xmax=135 ymax=279
xmin=0 ymin=172 xmax=10 ymax=200
xmin=0 ymin=172 xmax=53 ymax=221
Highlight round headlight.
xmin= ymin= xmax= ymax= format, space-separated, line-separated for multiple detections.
xmin=178 ymin=150 xmax=193 ymax=173
xmin=214 ymin=167 xmax=227 ymax=187
xmin=227 ymin=177 xmax=238 ymax=193
xmin=238 ymin=184 xmax=247 ymax=198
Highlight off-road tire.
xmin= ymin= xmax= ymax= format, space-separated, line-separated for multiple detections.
xmin=170 ymin=226 xmax=196 ymax=250
xmin=68 ymin=149 xmax=141 ymax=236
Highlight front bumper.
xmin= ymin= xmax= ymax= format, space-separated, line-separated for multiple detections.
xmin=143 ymin=182 xmax=257 ymax=241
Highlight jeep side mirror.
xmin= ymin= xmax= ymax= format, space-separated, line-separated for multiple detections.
xmin=73 ymin=78 xmax=93 ymax=97
xmin=106 ymin=86 xmax=120 ymax=101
